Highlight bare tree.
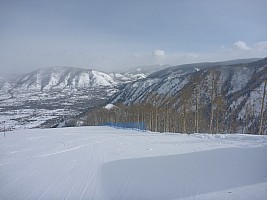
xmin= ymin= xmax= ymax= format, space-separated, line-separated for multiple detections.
xmin=259 ymin=80 xmax=267 ymax=135
xmin=214 ymin=94 xmax=226 ymax=133
xmin=209 ymin=70 xmax=216 ymax=134
xmin=194 ymin=84 xmax=200 ymax=133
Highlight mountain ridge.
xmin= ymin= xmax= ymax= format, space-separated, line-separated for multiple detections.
xmin=85 ymin=57 xmax=267 ymax=134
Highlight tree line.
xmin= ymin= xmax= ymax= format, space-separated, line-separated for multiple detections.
xmin=84 ymin=78 xmax=267 ymax=135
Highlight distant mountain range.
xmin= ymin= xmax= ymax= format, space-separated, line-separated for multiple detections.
xmin=0 ymin=67 xmax=124 ymax=93
xmin=0 ymin=66 xmax=149 ymax=129
xmin=0 ymin=57 xmax=265 ymax=132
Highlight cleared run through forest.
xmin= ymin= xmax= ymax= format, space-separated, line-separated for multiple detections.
xmin=0 ymin=126 xmax=267 ymax=200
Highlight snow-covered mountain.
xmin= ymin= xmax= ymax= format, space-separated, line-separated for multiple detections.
xmin=1 ymin=67 xmax=116 ymax=92
xmin=0 ymin=66 xmax=147 ymax=130
xmin=108 ymin=58 xmax=267 ymax=134
xmin=111 ymin=58 xmax=263 ymax=105
xmin=0 ymin=58 xmax=264 ymax=131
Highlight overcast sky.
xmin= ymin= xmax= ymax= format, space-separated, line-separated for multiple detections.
xmin=0 ymin=0 xmax=267 ymax=74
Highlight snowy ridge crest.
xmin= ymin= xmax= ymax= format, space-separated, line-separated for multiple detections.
xmin=10 ymin=67 xmax=116 ymax=91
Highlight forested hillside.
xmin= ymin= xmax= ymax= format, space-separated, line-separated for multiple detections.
xmin=84 ymin=58 xmax=267 ymax=134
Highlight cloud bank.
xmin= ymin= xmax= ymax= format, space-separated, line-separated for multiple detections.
xmin=233 ymin=41 xmax=250 ymax=51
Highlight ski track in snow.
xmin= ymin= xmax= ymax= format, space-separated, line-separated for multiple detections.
xmin=0 ymin=126 xmax=267 ymax=200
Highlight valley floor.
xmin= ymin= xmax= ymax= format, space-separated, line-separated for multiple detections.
xmin=0 ymin=126 xmax=267 ymax=200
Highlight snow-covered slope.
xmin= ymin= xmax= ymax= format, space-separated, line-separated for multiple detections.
xmin=1 ymin=126 xmax=267 ymax=200
xmin=110 ymin=58 xmax=267 ymax=134
xmin=112 ymin=59 xmax=266 ymax=105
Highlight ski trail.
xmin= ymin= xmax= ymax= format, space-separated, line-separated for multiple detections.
xmin=0 ymin=143 xmax=91 ymax=166
xmin=92 ymin=143 xmax=104 ymax=200
xmin=78 ymin=145 xmax=97 ymax=200
xmin=2 ymin=127 xmax=267 ymax=200
xmin=37 ymin=144 xmax=90 ymax=158
xmin=35 ymin=171 xmax=62 ymax=200
xmin=22 ymin=164 xmax=57 ymax=200
xmin=1 ymin=159 xmax=51 ymax=200
xmin=78 ymin=142 xmax=105 ymax=200
xmin=63 ymin=145 xmax=94 ymax=200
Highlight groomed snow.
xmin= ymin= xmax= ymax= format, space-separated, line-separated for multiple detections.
xmin=0 ymin=126 xmax=267 ymax=200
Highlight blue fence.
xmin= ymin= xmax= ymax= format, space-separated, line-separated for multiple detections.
xmin=100 ymin=122 xmax=146 ymax=131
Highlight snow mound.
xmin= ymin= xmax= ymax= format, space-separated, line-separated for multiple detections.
xmin=97 ymin=147 xmax=267 ymax=200
xmin=104 ymin=104 xmax=115 ymax=110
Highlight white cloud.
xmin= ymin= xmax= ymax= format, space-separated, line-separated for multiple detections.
xmin=233 ymin=41 xmax=250 ymax=51
xmin=152 ymin=50 xmax=165 ymax=58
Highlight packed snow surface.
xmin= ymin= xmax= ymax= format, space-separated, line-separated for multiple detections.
xmin=1 ymin=126 xmax=267 ymax=200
